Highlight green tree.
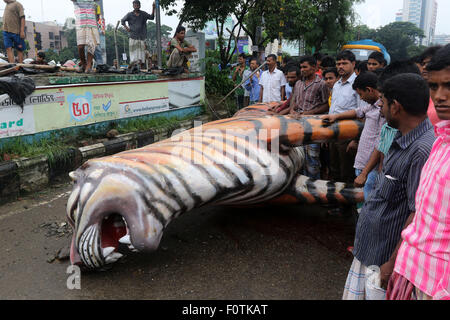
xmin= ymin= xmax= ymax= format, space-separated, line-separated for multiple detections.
xmin=146 ymin=21 xmax=173 ymax=39
xmin=346 ymin=22 xmax=426 ymax=61
xmin=160 ymin=0 xmax=256 ymax=68
xmin=280 ymin=0 xmax=362 ymax=53
xmin=104 ymin=24 xmax=130 ymax=65
xmin=372 ymin=22 xmax=425 ymax=61
xmin=346 ymin=24 xmax=377 ymax=42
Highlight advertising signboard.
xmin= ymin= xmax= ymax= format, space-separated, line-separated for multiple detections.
xmin=0 ymin=78 xmax=205 ymax=139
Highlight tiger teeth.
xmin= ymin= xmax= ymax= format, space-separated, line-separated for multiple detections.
xmin=105 ymin=252 xmax=123 ymax=264
xmin=119 ymin=235 xmax=131 ymax=245
xmin=102 ymin=247 xmax=115 ymax=257
xmin=128 ymin=245 xmax=138 ymax=252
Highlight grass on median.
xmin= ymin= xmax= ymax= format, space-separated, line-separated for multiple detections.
xmin=0 ymin=114 xmax=199 ymax=163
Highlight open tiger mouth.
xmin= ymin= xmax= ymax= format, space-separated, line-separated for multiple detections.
xmin=100 ymin=214 xmax=138 ymax=264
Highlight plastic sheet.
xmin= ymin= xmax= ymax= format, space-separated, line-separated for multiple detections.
xmin=0 ymin=76 xmax=36 ymax=110
xmin=365 ymin=265 xmax=387 ymax=300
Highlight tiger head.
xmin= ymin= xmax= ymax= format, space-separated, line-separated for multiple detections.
xmin=67 ymin=162 xmax=164 ymax=270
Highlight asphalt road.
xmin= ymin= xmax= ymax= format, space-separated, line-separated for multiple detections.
xmin=0 ymin=177 xmax=357 ymax=300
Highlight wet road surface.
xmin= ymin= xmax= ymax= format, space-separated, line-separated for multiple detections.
xmin=0 ymin=177 xmax=356 ymax=300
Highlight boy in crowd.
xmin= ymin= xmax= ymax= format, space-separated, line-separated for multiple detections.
xmin=243 ymin=57 xmax=261 ymax=106
xmin=355 ymin=61 xmax=368 ymax=75
xmin=359 ymin=61 xmax=423 ymax=186
xmin=323 ymin=67 xmax=339 ymax=108
xmin=387 ymin=44 xmax=450 ymax=300
xmin=367 ymin=51 xmax=387 ymax=72
xmin=418 ymin=45 xmax=442 ymax=81
xmin=319 ymin=56 xmax=336 ymax=73
xmin=321 ymin=72 xmax=385 ymax=202
xmin=31 ymin=51 xmax=47 ymax=65
xmin=343 ymin=73 xmax=436 ymax=300
xmin=313 ymin=52 xmax=324 ymax=78
xmin=418 ymin=46 xmax=443 ymax=126
xmin=320 ymin=67 xmax=339 ymax=180
xmin=232 ymin=53 xmax=248 ymax=110
xmin=269 ymin=66 xmax=301 ymax=115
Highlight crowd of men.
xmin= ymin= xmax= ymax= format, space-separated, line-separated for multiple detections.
xmin=232 ymin=44 xmax=450 ymax=300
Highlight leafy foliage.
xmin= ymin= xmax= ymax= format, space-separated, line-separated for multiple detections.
xmin=160 ymin=0 xmax=257 ymax=68
xmin=348 ymin=22 xmax=426 ymax=61
xmin=279 ymin=0 xmax=362 ymax=52
xmin=204 ymin=50 xmax=234 ymax=96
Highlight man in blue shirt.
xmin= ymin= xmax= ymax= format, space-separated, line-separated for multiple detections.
xmin=244 ymin=57 xmax=261 ymax=105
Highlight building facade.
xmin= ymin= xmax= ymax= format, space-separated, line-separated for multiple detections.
xmin=395 ymin=10 xmax=403 ymax=22
xmin=433 ymin=34 xmax=450 ymax=45
xmin=402 ymin=0 xmax=438 ymax=46
xmin=24 ymin=21 xmax=68 ymax=60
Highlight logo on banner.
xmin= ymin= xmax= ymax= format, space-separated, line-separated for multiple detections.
xmin=68 ymin=92 xmax=93 ymax=122
xmin=102 ymin=101 xmax=112 ymax=112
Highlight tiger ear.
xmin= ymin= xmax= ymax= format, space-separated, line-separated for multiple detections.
xmin=69 ymin=171 xmax=78 ymax=183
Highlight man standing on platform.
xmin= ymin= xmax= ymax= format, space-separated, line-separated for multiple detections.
xmin=2 ymin=0 xmax=25 ymax=63
xmin=71 ymin=0 xmax=100 ymax=73
xmin=121 ymin=0 xmax=156 ymax=67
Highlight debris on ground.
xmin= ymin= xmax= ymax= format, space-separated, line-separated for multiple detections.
xmin=37 ymin=221 xmax=72 ymax=238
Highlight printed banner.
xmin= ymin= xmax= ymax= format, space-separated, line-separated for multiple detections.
xmin=0 ymin=78 xmax=205 ymax=139
xmin=0 ymin=105 xmax=35 ymax=138
xmin=119 ymin=98 xmax=170 ymax=118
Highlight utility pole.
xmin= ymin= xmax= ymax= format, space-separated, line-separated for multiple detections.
xmin=155 ymin=0 xmax=162 ymax=69
xmin=256 ymin=17 xmax=265 ymax=67
xmin=97 ymin=0 xmax=107 ymax=64
xmin=41 ymin=0 xmax=44 ymax=21
xmin=277 ymin=0 xmax=285 ymax=64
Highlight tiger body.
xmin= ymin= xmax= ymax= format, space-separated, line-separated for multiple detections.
xmin=67 ymin=103 xmax=364 ymax=269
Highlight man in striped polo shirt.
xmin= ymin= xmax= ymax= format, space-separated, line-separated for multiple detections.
xmin=343 ymin=73 xmax=436 ymax=300
xmin=387 ymin=44 xmax=450 ymax=300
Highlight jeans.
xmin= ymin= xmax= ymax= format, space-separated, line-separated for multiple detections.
xmin=355 ymin=169 xmax=379 ymax=201
xmin=236 ymin=95 xmax=245 ymax=110
xmin=329 ymin=140 xmax=357 ymax=183
xmin=94 ymin=45 xmax=103 ymax=65
xmin=303 ymin=144 xmax=321 ymax=180
xmin=3 ymin=31 xmax=25 ymax=51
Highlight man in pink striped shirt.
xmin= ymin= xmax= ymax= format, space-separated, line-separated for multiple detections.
xmin=387 ymin=44 xmax=450 ymax=300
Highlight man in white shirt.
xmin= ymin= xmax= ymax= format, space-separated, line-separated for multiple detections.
xmin=259 ymin=54 xmax=287 ymax=103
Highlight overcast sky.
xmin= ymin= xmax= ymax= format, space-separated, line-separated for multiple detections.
xmin=1 ymin=0 xmax=449 ymax=35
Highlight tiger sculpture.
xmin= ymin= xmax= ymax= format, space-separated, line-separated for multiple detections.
xmin=67 ymin=102 xmax=364 ymax=270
